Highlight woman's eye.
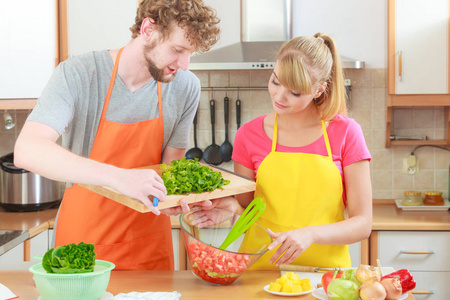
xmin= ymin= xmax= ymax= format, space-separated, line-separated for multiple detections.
xmin=173 ymin=48 xmax=181 ymax=53
xmin=271 ymin=79 xmax=280 ymax=86
xmin=291 ymin=91 xmax=301 ymax=97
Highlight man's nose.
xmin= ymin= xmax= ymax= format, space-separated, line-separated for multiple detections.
xmin=177 ymin=53 xmax=190 ymax=71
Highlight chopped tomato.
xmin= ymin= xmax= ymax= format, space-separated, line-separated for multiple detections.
xmin=187 ymin=240 xmax=251 ymax=285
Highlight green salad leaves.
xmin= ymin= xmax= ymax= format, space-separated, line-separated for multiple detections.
xmin=42 ymin=242 xmax=96 ymax=274
xmin=161 ymin=158 xmax=230 ymax=195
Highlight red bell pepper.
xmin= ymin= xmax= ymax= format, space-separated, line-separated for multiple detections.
xmin=381 ymin=269 xmax=416 ymax=293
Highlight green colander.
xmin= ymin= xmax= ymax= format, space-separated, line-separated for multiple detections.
xmin=29 ymin=259 xmax=115 ymax=300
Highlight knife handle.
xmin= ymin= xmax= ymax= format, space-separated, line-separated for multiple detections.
xmin=279 ymin=264 xmax=318 ymax=272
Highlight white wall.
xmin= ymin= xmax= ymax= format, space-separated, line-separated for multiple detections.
xmin=204 ymin=0 xmax=387 ymax=68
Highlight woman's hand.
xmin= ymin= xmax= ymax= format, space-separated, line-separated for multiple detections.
xmin=186 ymin=196 xmax=243 ymax=228
xmin=160 ymin=198 xmax=213 ymax=216
xmin=267 ymin=227 xmax=314 ymax=266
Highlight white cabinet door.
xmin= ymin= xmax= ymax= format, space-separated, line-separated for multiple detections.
xmin=410 ymin=271 xmax=450 ymax=299
xmin=395 ymin=0 xmax=448 ymax=94
xmin=0 ymin=0 xmax=57 ymax=98
xmin=348 ymin=242 xmax=361 ymax=267
xmin=66 ymin=0 xmax=138 ymax=57
xmin=378 ymin=231 xmax=450 ymax=272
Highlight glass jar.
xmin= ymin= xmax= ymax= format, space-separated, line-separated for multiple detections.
xmin=402 ymin=191 xmax=422 ymax=206
xmin=423 ymin=191 xmax=444 ymax=206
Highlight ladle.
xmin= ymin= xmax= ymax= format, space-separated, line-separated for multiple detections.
xmin=220 ymin=96 xmax=233 ymax=162
xmin=203 ymin=99 xmax=223 ymax=165
xmin=185 ymin=110 xmax=203 ymax=160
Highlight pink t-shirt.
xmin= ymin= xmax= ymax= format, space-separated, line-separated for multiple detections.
xmin=232 ymin=114 xmax=371 ymax=204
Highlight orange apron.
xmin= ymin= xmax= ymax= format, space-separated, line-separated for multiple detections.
xmin=247 ymin=114 xmax=350 ymax=270
xmin=54 ymin=48 xmax=174 ymax=270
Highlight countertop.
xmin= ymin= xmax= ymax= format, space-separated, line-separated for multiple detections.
xmin=0 ymin=270 xmax=415 ymax=299
xmin=0 ymin=200 xmax=448 ymax=257
xmin=1 ymin=199 xmax=448 ymax=234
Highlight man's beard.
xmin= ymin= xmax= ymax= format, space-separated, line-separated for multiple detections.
xmin=144 ymin=41 xmax=177 ymax=83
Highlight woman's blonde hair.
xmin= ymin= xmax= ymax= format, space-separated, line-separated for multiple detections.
xmin=276 ymin=33 xmax=347 ymax=121
xmin=130 ymin=0 xmax=220 ymax=53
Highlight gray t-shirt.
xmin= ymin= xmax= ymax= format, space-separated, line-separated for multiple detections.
xmin=28 ymin=50 xmax=200 ymax=162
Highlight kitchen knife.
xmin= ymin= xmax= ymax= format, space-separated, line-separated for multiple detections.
xmin=279 ymin=264 xmax=337 ymax=273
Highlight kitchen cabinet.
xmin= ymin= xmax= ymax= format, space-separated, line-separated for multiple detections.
xmin=386 ymin=0 xmax=450 ymax=147
xmin=370 ymin=230 xmax=450 ymax=298
xmin=64 ymin=0 xmax=137 ymax=59
xmin=0 ymin=0 xmax=59 ymax=110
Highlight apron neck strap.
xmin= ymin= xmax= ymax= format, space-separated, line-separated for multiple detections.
xmin=272 ymin=114 xmax=333 ymax=159
xmin=100 ymin=47 xmax=124 ymax=122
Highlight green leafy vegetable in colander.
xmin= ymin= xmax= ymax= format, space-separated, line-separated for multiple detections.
xmin=161 ymin=158 xmax=230 ymax=195
xmin=42 ymin=242 xmax=96 ymax=274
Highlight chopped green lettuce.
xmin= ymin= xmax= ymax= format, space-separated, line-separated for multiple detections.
xmin=42 ymin=242 xmax=96 ymax=274
xmin=161 ymin=158 xmax=230 ymax=195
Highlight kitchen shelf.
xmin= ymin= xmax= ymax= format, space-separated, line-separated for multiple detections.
xmin=0 ymin=99 xmax=37 ymax=110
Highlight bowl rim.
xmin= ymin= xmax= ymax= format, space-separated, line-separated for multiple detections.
xmin=29 ymin=259 xmax=115 ymax=277
xmin=179 ymin=211 xmax=272 ymax=256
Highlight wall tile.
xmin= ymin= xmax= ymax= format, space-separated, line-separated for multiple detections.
xmin=371 ymin=69 xmax=387 ymax=88
xmin=249 ymin=70 xmax=271 ymax=86
xmin=372 ymin=170 xmax=393 ymax=190
xmin=371 ymin=149 xmax=393 ymax=170
xmin=413 ymin=170 xmax=434 ymax=190
xmin=209 ymin=71 xmax=229 ymax=87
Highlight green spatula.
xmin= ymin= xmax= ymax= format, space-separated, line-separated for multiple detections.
xmin=219 ymin=197 xmax=266 ymax=250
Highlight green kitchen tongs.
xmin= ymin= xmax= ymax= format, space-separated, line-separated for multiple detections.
xmin=219 ymin=197 xmax=266 ymax=250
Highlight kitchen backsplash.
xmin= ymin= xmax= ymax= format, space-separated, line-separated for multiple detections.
xmin=1 ymin=68 xmax=449 ymax=200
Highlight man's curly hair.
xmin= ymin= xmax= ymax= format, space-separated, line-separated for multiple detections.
xmin=130 ymin=0 xmax=220 ymax=53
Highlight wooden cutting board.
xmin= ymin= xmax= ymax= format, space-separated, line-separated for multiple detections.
xmin=79 ymin=163 xmax=256 ymax=213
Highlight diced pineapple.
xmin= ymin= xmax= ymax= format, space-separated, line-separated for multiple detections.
xmin=280 ymin=280 xmax=293 ymax=293
xmin=292 ymin=283 xmax=303 ymax=293
xmin=268 ymin=282 xmax=282 ymax=292
xmin=300 ymin=278 xmax=311 ymax=291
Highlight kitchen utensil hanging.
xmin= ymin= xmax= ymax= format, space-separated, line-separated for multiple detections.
xmin=185 ymin=109 xmax=203 ymax=160
xmin=203 ymin=99 xmax=223 ymax=165
xmin=236 ymin=98 xmax=241 ymax=129
xmin=220 ymin=96 xmax=233 ymax=162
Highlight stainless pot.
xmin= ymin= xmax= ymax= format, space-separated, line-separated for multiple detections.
xmin=0 ymin=153 xmax=63 ymax=212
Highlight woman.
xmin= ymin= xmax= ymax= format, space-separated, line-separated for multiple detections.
xmin=186 ymin=33 xmax=372 ymax=270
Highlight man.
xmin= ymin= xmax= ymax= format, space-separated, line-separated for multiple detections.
xmin=14 ymin=0 xmax=220 ymax=270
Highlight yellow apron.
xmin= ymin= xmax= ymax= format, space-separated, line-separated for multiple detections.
xmin=248 ymin=114 xmax=351 ymax=270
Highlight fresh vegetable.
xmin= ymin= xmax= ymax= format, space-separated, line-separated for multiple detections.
xmin=381 ymin=276 xmax=403 ymax=299
xmin=381 ymin=269 xmax=416 ymax=293
xmin=186 ymin=239 xmax=250 ymax=285
xmin=326 ymin=269 xmax=360 ymax=300
xmin=42 ymin=242 xmax=96 ymax=274
xmin=321 ymin=270 xmax=343 ymax=293
xmin=359 ymin=278 xmax=387 ymax=300
xmin=268 ymin=272 xmax=312 ymax=293
xmin=161 ymin=158 xmax=230 ymax=195
xmin=356 ymin=264 xmax=379 ymax=283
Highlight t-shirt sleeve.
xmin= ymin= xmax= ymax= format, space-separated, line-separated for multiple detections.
xmin=27 ymin=61 xmax=79 ymax=135
xmin=232 ymin=125 xmax=254 ymax=169
xmin=165 ymin=74 xmax=200 ymax=149
xmin=341 ymin=119 xmax=371 ymax=167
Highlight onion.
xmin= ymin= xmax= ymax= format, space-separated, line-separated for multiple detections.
xmin=381 ymin=277 xmax=403 ymax=300
xmin=356 ymin=264 xmax=379 ymax=283
xmin=359 ymin=279 xmax=387 ymax=300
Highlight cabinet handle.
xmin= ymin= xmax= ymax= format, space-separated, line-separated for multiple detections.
xmin=400 ymin=250 xmax=436 ymax=254
xmin=411 ymin=290 xmax=435 ymax=295
xmin=398 ymin=50 xmax=402 ymax=82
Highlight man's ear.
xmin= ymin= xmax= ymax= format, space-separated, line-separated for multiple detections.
xmin=141 ymin=17 xmax=157 ymax=38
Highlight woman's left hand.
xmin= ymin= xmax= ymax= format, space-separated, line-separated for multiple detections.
xmin=267 ymin=228 xmax=314 ymax=266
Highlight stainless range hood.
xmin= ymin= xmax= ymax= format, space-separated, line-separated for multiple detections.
xmin=189 ymin=0 xmax=365 ymax=70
